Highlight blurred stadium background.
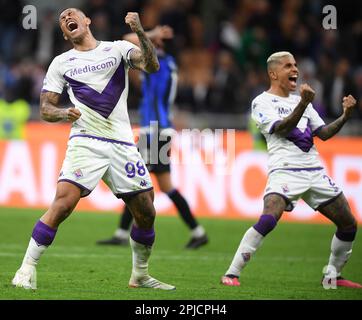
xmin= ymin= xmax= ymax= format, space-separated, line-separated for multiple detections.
xmin=0 ymin=0 xmax=362 ymax=300
xmin=1 ymin=0 xmax=362 ymax=129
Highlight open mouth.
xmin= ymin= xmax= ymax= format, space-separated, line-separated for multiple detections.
xmin=67 ymin=21 xmax=78 ymax=32
xmin=288 ymin=75 xmax=298 ymax=84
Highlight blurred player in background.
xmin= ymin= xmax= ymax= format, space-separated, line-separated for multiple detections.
xmin=97 ymin=25 xmax=208 ymax=249
xmin=12 ymin=8 xmax=175 ymax=290
xmin=221 ymin=51 xmax=361 ymax=289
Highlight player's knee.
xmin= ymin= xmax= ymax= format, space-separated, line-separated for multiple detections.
xmin=133 ymin=209 xmax=155 ymax=229
xmin=52 ymin=197 xmax=75 ymax=219
xmin=253 ymin=214 xmax=278 ymax=236
xmin=134 ymin=202 xmax=156 ymax=228
xmin=126 ymin=190 xmax=156 ymax=228
xmin=142 ymin=206 xmax=156 ymax=226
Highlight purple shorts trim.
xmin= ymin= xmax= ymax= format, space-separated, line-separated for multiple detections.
xmin=116 ymin=187 xmax=153 ymax=200
xmin=269 ymin=167 xmax=323 ymax=175
xmin=69 ymin=134 xmax=136 ymax=147
xmin=315 ymin=192 xmax=343 ymax=211
xmin=264 ymin=192 xmax=293 ymax=211
xmin=58 ymin=179 xmax=92 ymax=198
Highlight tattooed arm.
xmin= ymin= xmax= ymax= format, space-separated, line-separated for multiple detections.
xmin=273 ymin=84 xmax=315 ymax=136
xmin=40 ymin=91 xmax=81 ymax=122
xmin=124 ymin=12 xmax=160 ymax=73
xmin=316 ymin=95 xmax=357 ymax=141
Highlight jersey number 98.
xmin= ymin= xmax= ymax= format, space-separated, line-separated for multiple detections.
xmin=125 ymin=161 xmax=146 ymax=178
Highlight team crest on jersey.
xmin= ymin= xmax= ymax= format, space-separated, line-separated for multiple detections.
xmin=73 ymin=169 xmax=83 ymax=179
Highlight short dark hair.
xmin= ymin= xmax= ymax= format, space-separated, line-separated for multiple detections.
xmin=59 ymin=7 xmax=86 ymax=21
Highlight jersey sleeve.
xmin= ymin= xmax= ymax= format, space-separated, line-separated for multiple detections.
xmin=307 ymin=104 xmax=326 ymax=134
xmin=41 ymin=57 xmax=66 ymax=94
xmin=114 ymin=40 xmax=140 ymax=69
xmin=251 ymin=98 xmax=281 ymax=135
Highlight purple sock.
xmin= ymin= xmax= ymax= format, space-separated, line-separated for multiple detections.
xmin=32 ymin=220 xmax=57 ymax=246
xmin=130 ymin=225 xmax=155 ymax=246
xmin=253 ymin=214 xmax=277 ymax=236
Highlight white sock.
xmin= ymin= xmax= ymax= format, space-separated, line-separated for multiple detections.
xmin=191 ymin=225 xmax=206 ymax=238
xmin=130 ymin=238 xmax=151 ymax=279
xmin=21 ymin=238 xmax=47 ymax=268
xmin=114 ymin=228 xmax=129 ymax=239
xmin=225 ymin=227 xmax=264 ymax=277
xmin=325 ymin=234 xmax=353 ymax=277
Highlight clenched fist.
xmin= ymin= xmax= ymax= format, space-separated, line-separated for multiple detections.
xmin=125 ymin=12 xmax=143 ymax=33
xmin=342 ymin=95 xmax=357 ymax=119
xmin=300 ymin=83 xmax=315 ymax=105
xmin=64 ymin=107 xmax=81 ymax=122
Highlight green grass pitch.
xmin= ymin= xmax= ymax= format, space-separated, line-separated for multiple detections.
xmin=0 ymin=207 xmax=361 ymax=300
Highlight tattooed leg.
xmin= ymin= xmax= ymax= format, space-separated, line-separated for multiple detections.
xmin=124 ymin=189 xmax=175 ymax=288
xmin=262 ymin=193 xmax=287 ymax=221
xmin=124 ymin=190 xmax=155 ymax=229
xmin=318 ymin=193 xmax=357 ymax=230
xmin=223 ymin=194 xmax=286 ymax=279
xmin=318 ymin=193 xmax=358 ymax=279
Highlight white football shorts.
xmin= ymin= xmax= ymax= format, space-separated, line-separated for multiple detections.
xmin=58 ymin=135 xmax=153 ymax=198
xmin=264 ymin=168 xmax=342 ymax=211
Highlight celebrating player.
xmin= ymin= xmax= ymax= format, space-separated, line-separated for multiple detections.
xmin=12 ymin=8 xmax=175 ymax=290
xmin=221 ymin=51 xmax=361 ymax=288
xmin=96 ymin=25 xmax=208 ymax=249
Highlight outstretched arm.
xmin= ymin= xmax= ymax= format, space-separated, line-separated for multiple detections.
xmin=40 ymin=91 xmax=81 ymax=122
xmin=273 ymin=84 xmax=315 ymax=136
xmin=316 ymin=95 xmax=357 ymax=141
xmin=124 ymin=12 xmax=160 ymax=73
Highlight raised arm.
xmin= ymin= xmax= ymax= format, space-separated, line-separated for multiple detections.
xmin=124 ymin=12 xmax=160 ymax=73
xmin=40 ymin=91 xmax=81 ymax=122
xmin=316 ymin=95 xmax=357 ymax=141
xmin=273 ymin=84 xmax=315 ymax=136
